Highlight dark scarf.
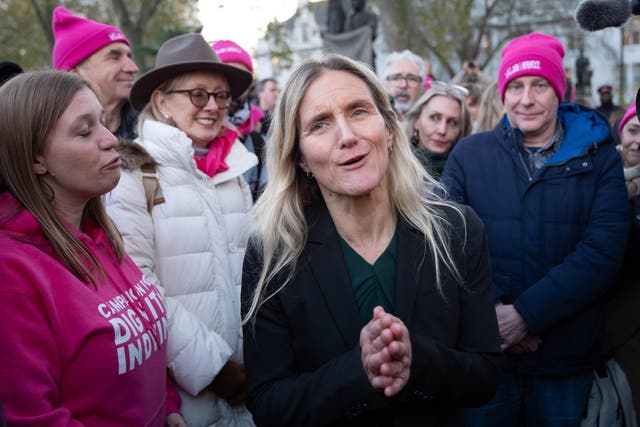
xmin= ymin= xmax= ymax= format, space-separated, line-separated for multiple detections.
xmin=411 ymin=145 xmax=450 ymax=179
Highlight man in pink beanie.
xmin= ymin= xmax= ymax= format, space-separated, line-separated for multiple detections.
xmin=213 ymin=40 xmax=267 ymax=200
xmin=52 ymin=6 xmax=139 ymax=139
xmin=442 ymin=32 xmax=630 ymax=426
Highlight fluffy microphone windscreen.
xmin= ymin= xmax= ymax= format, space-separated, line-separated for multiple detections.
xmin=575 ymin=0 xmax=630 ymax=31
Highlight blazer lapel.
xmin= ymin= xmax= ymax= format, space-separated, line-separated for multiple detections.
xmin=306 ymin=201 xmax=362 ymax=347
xmin=394 ymin=218 xmax=430 ymax=324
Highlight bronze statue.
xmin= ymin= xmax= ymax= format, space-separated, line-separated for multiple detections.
xmin=326 ymin=0 xmax=348 ymax=34
xmin=345 ymin=0 xmax=377 ymax=40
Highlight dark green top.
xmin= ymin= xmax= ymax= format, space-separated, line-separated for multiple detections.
xmin=338 ymin=228 xmax=398 ymax=325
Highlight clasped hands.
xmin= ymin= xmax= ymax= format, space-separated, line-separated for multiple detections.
xmin=210 ymin=359 xmax=247 ymax=406
xmin=495 ymin=302 xmax=541 ymax=354
xmin=360 ymin=306 xmax=411 ymax=397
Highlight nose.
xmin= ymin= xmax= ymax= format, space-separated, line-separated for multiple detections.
xmin=203 ymin=94 xmax=221 ymax=112
xmin=99 ymin=126 xmax=118 ymax=150
xmin=520 ymin=86 xmax=534 ymax=105
xmin=398 ymin=77 xmax=409 ymax=88
xmin=436 ymin=119 xmax=447 ymax=134
xmin=336 ymin=117 xmax=357 ymax=148
xmin=123 ymin=56 xmax=139 ymax=74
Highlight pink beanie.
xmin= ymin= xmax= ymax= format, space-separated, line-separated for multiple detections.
xmin=618 ymin=102 xmax=637 ymax=135
xmin=498 ymin=32 xmax=566 ymax=102
xmin=212 ymin=40 xmax=253 ymax=74
xmin=52 ymin=6 xmax=129 ymax=70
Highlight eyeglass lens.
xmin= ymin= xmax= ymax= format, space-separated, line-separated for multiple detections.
xmin=190 ymin=89 xmax=231 ymax=108
xmin=387 ymin=74 xmax=422 ymax=86
xmin=170 ymin=89 xmax=232 ymax=109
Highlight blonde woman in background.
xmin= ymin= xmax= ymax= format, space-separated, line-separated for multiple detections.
xmin=403 ymin=81 xmax=471 ymax=179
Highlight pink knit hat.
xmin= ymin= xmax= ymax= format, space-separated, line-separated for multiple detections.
xmin=618 ymin=102 xmax=637 ymax=135
xmin=212 ymin=40 xmax=253 ymax=74
xmin=52 ymin=6 xmax=129 ymax=70
xmin=498 ymin=32 xmax=566 ymax=102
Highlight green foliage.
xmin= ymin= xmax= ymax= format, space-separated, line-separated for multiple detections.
xmin=0 ymin=0 xmax=200 ymax=72
xmin=264 ymin=18 xmax=293 ymax=71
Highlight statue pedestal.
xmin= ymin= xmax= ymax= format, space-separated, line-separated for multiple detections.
xmin=575 ymin=84 xmax=594 ymax=108
xmin=322 ymin=26 xmax=374 ymax=69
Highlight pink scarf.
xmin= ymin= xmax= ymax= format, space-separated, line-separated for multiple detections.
xmin=194 ymin=128 xmax=238 ymax=177
xmin=237 ymin=104 xmax=265 ymax=136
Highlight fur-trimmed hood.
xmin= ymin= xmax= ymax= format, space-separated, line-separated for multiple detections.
xmin=116 ymin=138 xmax=157 ymax=171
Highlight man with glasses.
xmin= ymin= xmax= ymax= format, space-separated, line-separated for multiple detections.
xmin=381 ymin=49 xmax=425 ymax=120
xmin=442 ymin=33 xmax=630 ymax=427
xmin=52 ymin=6 xmax=140 ymax=139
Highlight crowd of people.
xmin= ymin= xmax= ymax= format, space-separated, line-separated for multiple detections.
xmin=0 ymin=5 xmax=638 ymax=427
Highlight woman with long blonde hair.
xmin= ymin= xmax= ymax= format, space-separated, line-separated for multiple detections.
xmin=241 ymin=54 xmax=501 ymax=426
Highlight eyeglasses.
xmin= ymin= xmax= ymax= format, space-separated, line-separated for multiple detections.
xmin=166 ymin=88 xmax=232 ymax=109
xmin=386 ymin=73 xmax=423 ymax=87
xmin=429 ymin=80 xmax=469 ymax=98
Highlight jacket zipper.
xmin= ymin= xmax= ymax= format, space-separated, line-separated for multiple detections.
xmin=512 ymin=130 xmax=533 ymax=182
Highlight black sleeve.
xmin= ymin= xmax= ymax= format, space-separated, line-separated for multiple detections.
xmin=241 ymin=242 xmax=387 ymax=427
xmin=400 ymin=205 xmax=502 ymax=407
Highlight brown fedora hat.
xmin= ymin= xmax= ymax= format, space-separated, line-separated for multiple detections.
xmin=130 ymin=33 xmax=253 ymax=110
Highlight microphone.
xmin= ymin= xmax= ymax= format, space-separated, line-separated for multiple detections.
xmin=575 ymin=0 xmax=631 ymax=31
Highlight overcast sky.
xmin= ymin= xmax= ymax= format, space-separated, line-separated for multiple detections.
xmin=199 ymin=0 xmax=298 ymax=52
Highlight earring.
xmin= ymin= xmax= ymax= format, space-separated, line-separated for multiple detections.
xmin=411 ymin=130 xmax=419 ymax=146
xmin=388 ymin=145 xmax=393 ymax=153
xmin=306 ymin=171 xmax=314 ymax=179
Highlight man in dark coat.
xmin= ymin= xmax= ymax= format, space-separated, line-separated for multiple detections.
xmin=442 ymin=32 xmax=630 ymax=427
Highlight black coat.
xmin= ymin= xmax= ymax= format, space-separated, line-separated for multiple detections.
xmin=241 ymin=199 xmax=502 ymax=426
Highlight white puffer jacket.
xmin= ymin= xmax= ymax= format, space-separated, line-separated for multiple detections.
xmin=106 ymin=120 xmax=257 ymax=427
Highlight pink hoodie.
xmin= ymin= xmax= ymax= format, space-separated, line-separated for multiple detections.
xmin=0 ymin=193 xmax=180 ymax=426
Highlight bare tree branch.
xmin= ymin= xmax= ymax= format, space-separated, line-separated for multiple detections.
xmin=28 ymin=0 xmax=54 ymax=46
xmin=373 ymin=0 xmax=577 ymax=78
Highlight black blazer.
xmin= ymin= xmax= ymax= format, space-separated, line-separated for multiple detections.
xmin=242 ymin=200 xmax=501 ymax=427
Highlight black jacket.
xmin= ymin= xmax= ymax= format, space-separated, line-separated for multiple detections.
xmin=241 ymin=199 xmax=502 ymax=426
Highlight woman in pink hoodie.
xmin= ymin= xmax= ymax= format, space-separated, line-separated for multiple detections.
xmin=0 ymin=71 xmax=183 ymax=427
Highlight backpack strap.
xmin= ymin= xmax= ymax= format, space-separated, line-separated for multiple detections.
xmin=140 ymin=163 xmax=165 ymax=213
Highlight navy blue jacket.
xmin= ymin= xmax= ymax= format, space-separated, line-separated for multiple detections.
xmin=441 ymin=103 xmax=630 ymax=375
